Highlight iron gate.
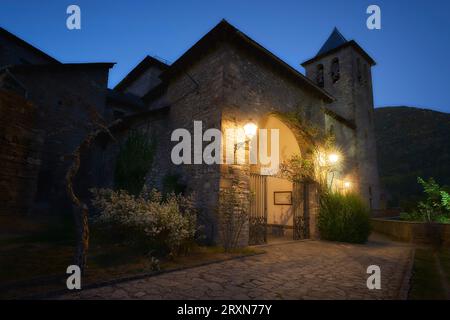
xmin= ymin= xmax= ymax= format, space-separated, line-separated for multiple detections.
xmin=249 ymin=174 xmax=267 ymax=245
xmin=249 ymin=176 xmax=311 ymax=243
xmin=293 ymin=182 xmax=310 ymax=240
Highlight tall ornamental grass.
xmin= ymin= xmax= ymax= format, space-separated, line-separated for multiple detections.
xmin=318 ymin=192 xmax=371 ymax=243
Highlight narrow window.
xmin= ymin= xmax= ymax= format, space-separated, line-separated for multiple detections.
xmin=331 ymin=58 xmax=340 ymax=83
xmin=329 ymin=124 xmax=335 ymax=136
xmin=356 ymin=58 xmax=362 ymax=83
xmin=316 ymin=64 xmax=324 ymax=88
xmin=364 ymin=64 xmax=369 ymax=82
xmin=304 ymin=105 xmax=313 ymax=121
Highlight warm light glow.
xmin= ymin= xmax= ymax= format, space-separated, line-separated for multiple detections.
xmin=318 ymin=153 xmax=327 ymax=166
xmin=343 ymin=181 xmax=351 ymax=189
xmin=328 ymin=153 xmax=340 ymax=164
xmin=243 ymin=122 xmax=257 ymax=138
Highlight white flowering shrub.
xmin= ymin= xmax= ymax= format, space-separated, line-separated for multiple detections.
xmin=90 ymin=187 xmax=198 ymax=256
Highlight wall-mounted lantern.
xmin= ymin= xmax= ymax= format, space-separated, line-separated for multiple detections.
xmin=234 ymin=122 xmax=258 ymax=164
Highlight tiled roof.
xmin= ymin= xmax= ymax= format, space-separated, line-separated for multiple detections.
xmin=0 ymin=27 xmax=60 ymax=64
xmin=114 ymin=56 xmax=169 ymax=92
xmin=106 ymin=89 xmax=144 ymax=109
xmin=161 ymin=20 xmax=334 ymax=103
xmin=316 ymin=27 xmax=348 ymax=56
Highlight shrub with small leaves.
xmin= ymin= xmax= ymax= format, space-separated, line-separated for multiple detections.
xmin=401 ymin=177 xmax=450 ymax=223
xmin=90 ymin=187 xmax=198 ymax=257
xmin=442 ymin=191 xmax=450 ymax=212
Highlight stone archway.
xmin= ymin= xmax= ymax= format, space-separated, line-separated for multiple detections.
xmin=248 ymin=113 xmax=319 ymax=244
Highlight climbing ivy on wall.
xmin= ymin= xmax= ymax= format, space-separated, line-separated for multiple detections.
xmin=114 ymin=130 xmax=155 ymax=196
xmin=273 ymin=110 xmax=321 ymax=140
xmin=274 ymin=110 xmax=340 ymax=193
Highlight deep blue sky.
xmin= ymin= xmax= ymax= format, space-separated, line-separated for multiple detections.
xmin=1 ymin=0 xmax=449 ymax=112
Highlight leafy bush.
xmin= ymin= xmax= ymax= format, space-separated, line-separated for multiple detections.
xmin=114 ymin=131 xmax=154 ymax=196
xmin=400 ymin=177 xmax=450 ymax=223
xmin=318 ymin=192 xmax=371 ymax=243
xmin=399 ymin=211 xmax=424 ymax=222
xmin=442 ymin=192 xmax=450 ymax=212
xmin=91 ymin=188 xmax=198 ymax=257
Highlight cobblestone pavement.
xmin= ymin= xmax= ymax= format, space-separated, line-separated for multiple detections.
xmin=60 ymin=234 xmax=413 ymax=300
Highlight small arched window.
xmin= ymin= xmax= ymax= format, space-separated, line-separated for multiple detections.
xmin=316 ymin=64 xmax=324 ymax=87
xmin=305 ymin=106 xmax=313 ymax=121
xmin=331 ymin=58 xmax=340 ymax=83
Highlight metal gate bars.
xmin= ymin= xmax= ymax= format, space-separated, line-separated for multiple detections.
xmin=249 ymin=174 xmax=267 ymax=245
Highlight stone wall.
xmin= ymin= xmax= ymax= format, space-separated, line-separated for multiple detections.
xmin=144 ymin=47 xmax=228 ymax=244
xmin=84 ymin=111 xmax=170 ymax=200
xmin=0 ymin=90 xmax=43 ymax=215
xmin=11 ymin=65 xmax=110 ymax=215
xmin=324 ymin=113 xmax=358 ymax=191
xmin=219 ymin=165 xmax=250 ymax=247
xmin=307 ymin=183 xmax=320 ymax=240
xmin=222 ymin=44 xmax=326 ymax=126
xmin=371 ymin=218 xmax=450 ymax=247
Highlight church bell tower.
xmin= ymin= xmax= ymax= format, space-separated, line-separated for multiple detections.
xmin=302 ymin=28 xmax=382 ymax=211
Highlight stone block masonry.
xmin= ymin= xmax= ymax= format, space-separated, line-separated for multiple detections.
xmin=0 ymin=90 xmax=43 ymax=216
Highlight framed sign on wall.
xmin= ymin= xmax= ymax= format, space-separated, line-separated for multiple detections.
xmin=274 ymin=191 xmax=292 ymax=205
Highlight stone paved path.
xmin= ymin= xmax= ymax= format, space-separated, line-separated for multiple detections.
xmin=61 ymin=234 xmax=413 ymax=300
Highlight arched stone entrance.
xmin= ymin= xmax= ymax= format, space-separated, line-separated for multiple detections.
xmin=248 ymin=114 xmax=319 ymax=245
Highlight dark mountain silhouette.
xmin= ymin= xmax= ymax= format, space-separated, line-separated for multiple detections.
xmin=374 ymin=106 xmax=450 ymax=209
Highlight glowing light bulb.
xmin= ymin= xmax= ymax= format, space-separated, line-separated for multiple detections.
xmin=243 ymin=122 xmax=257 ymax=138
xmin=328 ymin=153 xmax=339 ymax=164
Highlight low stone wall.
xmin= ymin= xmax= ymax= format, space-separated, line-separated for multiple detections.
xmin=372 ymin=208 xmax=402 ymax=218
xmin=371 ymin=218 xmax=450 ymax=247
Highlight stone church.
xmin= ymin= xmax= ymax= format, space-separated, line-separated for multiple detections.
xmin=0 ymin=20 xmax=382 ymax=246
